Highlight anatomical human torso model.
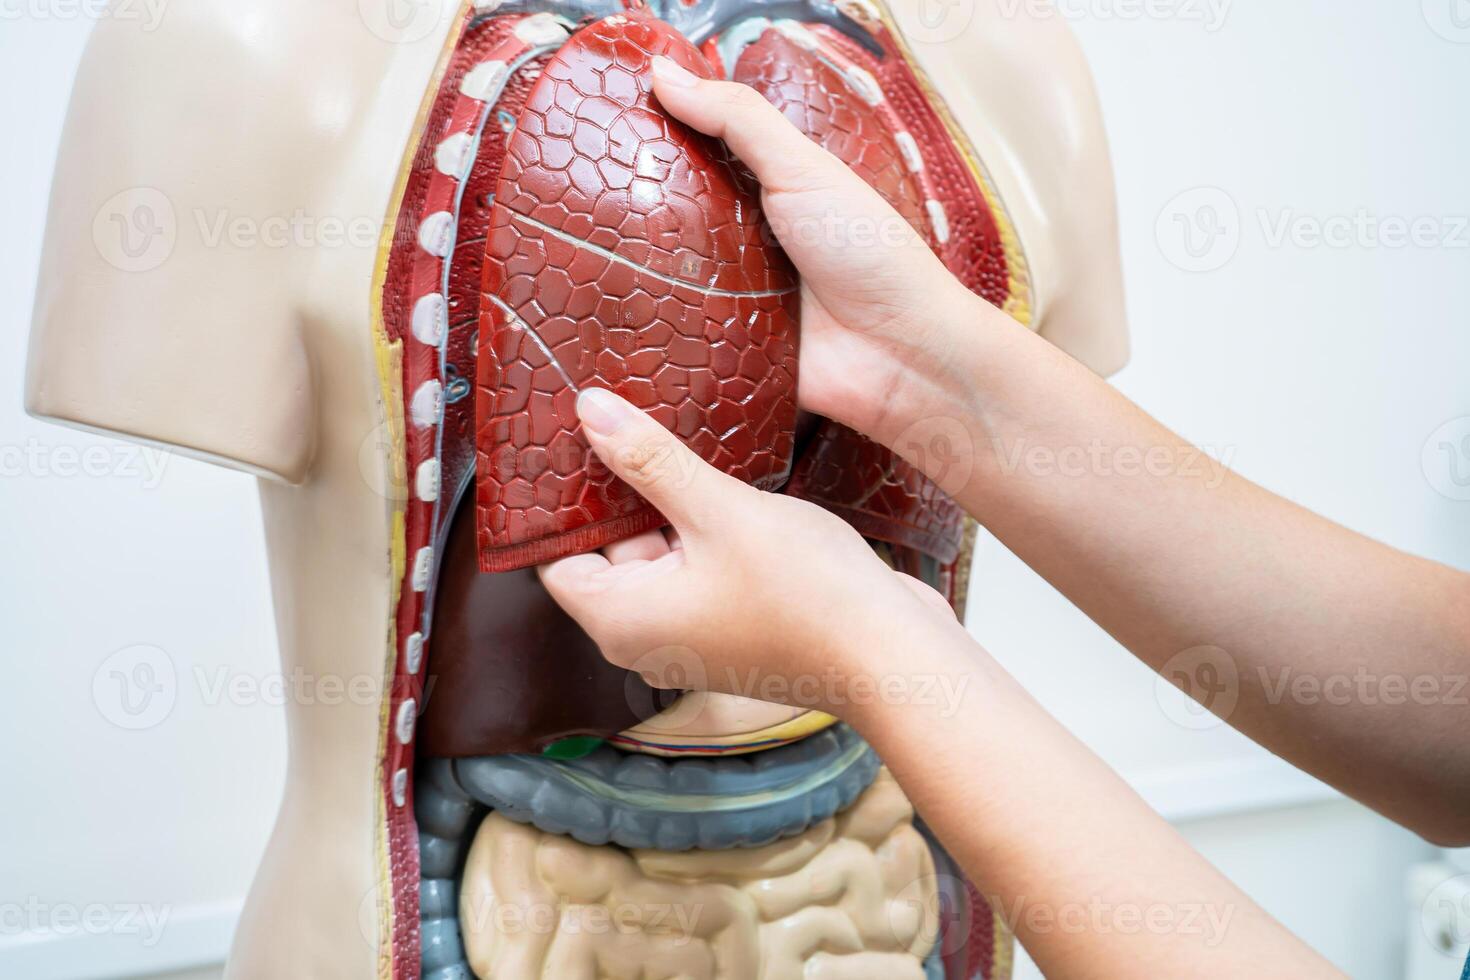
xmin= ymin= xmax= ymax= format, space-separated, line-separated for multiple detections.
xmin=25 ymin=1 xmax=1127 ymax=977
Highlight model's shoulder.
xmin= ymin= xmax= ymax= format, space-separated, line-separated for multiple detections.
xmin=22 ymin=1 xmax=349 ymax=483
xmin=882 ymin=0 xmax=1131 ymax=375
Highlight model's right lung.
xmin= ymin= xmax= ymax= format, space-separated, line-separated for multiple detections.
xmin=474 ymin=12 xmax=801 ymax=574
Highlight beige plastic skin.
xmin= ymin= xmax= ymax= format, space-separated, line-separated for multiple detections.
xmin=23 ymin=1 xmax=1128 ymax=976
xmin=884 ymin=0 xmax=1131 ymax=372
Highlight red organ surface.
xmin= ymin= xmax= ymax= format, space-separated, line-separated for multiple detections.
xmin=475 ymin=14 xmax=800 ymax=571
xmin=461 ymin=10 xmax=1021 ymax=572
xmin=734 ymin=22 xmax=1003 ymax=563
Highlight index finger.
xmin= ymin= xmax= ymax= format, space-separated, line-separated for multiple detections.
xmin=575 ymin=387 xmax=755 ymax=536
xmin=650 ymin=55 xmax=854 ymax=197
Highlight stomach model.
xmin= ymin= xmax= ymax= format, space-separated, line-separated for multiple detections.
xmin=372 ymin=2 xmax=1029 ymax=977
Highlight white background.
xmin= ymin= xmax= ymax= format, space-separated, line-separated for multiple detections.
xmin=2 ymin=2 xmax=1468 ymax=978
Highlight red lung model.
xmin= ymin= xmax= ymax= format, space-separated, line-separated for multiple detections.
xmin=475 ymin=14 xmax=800 ymax=572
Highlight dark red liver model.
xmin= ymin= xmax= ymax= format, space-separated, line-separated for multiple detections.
xmin=474 ymin=14 xmax=800 ymax=572
xmin=417 ymin=489 xmax=678 ymax=759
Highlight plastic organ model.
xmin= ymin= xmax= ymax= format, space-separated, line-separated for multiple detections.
xmin=375 ymin=2 xmax=1029 ymax=976
xmin=26 ymin=0 xmax=1131 ymax=976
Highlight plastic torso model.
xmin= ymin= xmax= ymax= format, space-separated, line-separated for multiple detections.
xmin=25 ymin=2 xmax=1128 ymax=977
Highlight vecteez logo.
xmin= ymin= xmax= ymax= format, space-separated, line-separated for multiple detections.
xmin=995 ymin=0 xmax=1233 ymax=33
xmin=1155 ymin=645 xmax=1239 ymax=730
xmin=1157 ymin=187 xmax=1470 ymax=272
xmin=1423 ymin=0 xmax=1470 ymax=43
xmin=92 ymin=644 xmax=177 ymax=731
xmin=92 ymin=187 xmax=177 ymax=273
xmin=358 ymin=0 xmax=448 ymax=44
xmin=1423 ymin=416 xmax=1470 ymax=502
xmin=1156 ymin=187 xmax=1241 ymax=273
xmin=0 ymin=0 xmax=169 ymax=30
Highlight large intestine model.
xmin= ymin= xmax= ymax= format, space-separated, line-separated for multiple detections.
xmin=378 ymin=1 xmax=1031 ymax=976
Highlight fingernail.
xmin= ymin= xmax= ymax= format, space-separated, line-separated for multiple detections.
xmin=651 ymin=55 xmax=698 ymax=88
xmin=576 ymin=387 xmax=629 ymax=436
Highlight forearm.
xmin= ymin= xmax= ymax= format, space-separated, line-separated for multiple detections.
xmin=873 ymin=300 xmax=1470 ymax=843
xmin=846 ymin=618 xmax=1338 ymax=978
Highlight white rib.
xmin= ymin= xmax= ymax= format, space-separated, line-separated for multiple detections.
xmin=925 ymin=199 xmax=951 ymax=244
xmin=515 ymin=13 xmax=569 ymax=46
xmin=395 ymin=698 xmax=417 ymax=745
xmin=895 ymin=132 xmax=924 ymax=173
xmin=814 ymin=49 xmax=884 ymax=108
xmin=412 ymin=293 xmax=447 ymax=347
xmin=391 ymin=768 xmax=408 ymax=807
xmin=843 ymin=65 xmax=883 ymax=106
xmin=461 ymin=60 xmax=509 ymax=102
xmin=435 ymin=132 xmax=475 ymax=178
xmin=415 ymin=458 xmax=440 ymax=502
xmin=417 ymin=211 xmax=455 ymax=258
xmin=774 ymin=19 xmax=819 ymax=51
xmin=411 ymin=547 xmax=433 ymax=593
xmin=508 ymin=211 xmax=797 ymax=299
xmin=404 ymin=631 xmax=425 ymax=675
xmin=410 ymin=379 xmax=443 ymax=429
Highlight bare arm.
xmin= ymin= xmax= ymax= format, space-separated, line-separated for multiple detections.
xmin=649 ymin=58 xmax=1470 ymax=847
xmin=850 ymin=619 xmax=1338 ymax=979
xmin=539 ymin=385 xmax=1339 ymax=978
xmin=897 ymin=314 xmax=1470 ymax=846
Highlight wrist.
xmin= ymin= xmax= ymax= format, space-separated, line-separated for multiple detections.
xmin=869 ymin=288 xmax=1026 ymax=492
xmin=851 ymin=286 xmax=975 ymax=440
xmin=831 ymin=594 xmax=988 ymax=731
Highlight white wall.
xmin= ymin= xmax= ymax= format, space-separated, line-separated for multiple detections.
xmin=3 ymin=3 xmax=1467 ymax=979
xmin=0 ymin=13 xmax=285 ymax=980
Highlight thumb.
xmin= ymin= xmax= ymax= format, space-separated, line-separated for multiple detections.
xmin=896 ymin=572 xmax=958 ymax=621
xmin=576 ymin=386 xmax=752 ymax=534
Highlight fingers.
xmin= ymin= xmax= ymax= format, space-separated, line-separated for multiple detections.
xmin=651 ymin=56 xmax=843 ymax=196
xmin=536 ymin=551 xmax=613 ymax=618
xmin=896 ymin=572 xmax=958 ymax=620
xmin=543 ymin=387 xmax=755 ymax=647
xmin=651 ymin=54 xmax=948 ymax=335
xmin=605 ymin=527 xmax=674 ymax=565
xmin=575 ymin=387 xmax=752 ymax=533
xmin=537 ymin=545 xmax=684 ymax=629
xmin=539 ymin=543 xmax=692 ymax=677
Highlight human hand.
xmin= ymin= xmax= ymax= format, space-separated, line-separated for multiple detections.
xmin=650 ymin=56 xmax=994 ymax=446
xmin=537 ymin=387 xmax=958 ymax=716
